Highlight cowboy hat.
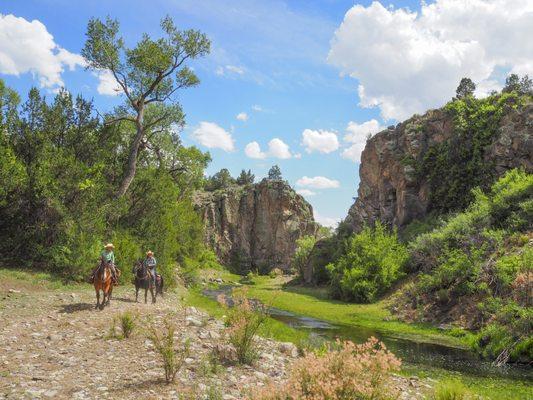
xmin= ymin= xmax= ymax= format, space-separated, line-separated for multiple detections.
xmin=104 ymin=243 xmax=115 ymax=249
xmin=146 ymin=250 xmax=154 ymax=256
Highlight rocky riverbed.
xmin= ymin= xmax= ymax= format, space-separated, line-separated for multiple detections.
xmin=0 ymin=278 xmax=431 ymax=399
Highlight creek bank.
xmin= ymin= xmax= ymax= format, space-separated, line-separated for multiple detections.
xmin=201 ymin=284 xmax=533 ymax=382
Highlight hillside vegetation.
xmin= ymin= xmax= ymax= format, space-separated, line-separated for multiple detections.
xmin=397 ymin=169 xmax=532 ymax=363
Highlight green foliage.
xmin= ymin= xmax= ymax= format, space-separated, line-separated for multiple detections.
xmin=221 ymin=289 xmax=268 ymax=365
xmin=432 ymin=379 xmax=471 ymax=400
xmin=119 ymin=311 xmax=136 ymax=338
xmin=503 ymin=73 xmax=532 ymax=95
xmin=82 ymin=15 xmax=210 ymax=196
xmin=204 ymin=168 xmax=236 ymax=191
xmin=236 ymin=169 xmax=255 ymax=185
xmin=406 ymin=169 xmax=533 ymax=362
xmin=267 ymin=165 xmax=282 ymax=180
xmin=291 ymin=235 xmax=317 ymax=280
xmin=147 ymin=317 xmax=191 ymax=383
xmin=418 ymin=92 xmax=531 ymax=213
xmin=327 ymin=222 xmax=408 ymax=303
xmin=455 ymin=77 xmax=476 ymax=99
xmin=0 ymin=79 xmax=212 ymax=285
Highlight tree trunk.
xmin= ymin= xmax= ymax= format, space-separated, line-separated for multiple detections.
xmin=116 ymin=107 xmax=144 ymax=198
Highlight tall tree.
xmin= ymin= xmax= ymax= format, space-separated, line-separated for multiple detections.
xmin=455 ymin=78 xmax=476 ymax=99
xmin=267 ymin=165 xmax=282 ymax=180
xmin=82 ymin=16 xmax=210 ymax=197
xmin=236 ymin=169 xmax=255 ymax=185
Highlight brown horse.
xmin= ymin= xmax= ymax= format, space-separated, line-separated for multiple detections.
xmin=93 ymin=263 xmax=119 ymax=310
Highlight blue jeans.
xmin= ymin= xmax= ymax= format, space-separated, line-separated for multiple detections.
xmin=150 ymin=267 xmax=157 ymax=285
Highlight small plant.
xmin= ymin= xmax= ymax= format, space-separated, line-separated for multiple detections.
xmin=206 ymin=385 xmax=223 ymax=400
xmin=199 ymin=351 xmax=225 ymax=377
xmin=120 ymin=311 xmax=135 ymax=338
xmin=433 ymin=379 xmax=471 ymax=400
xmin=147 ymin=318 xmax=190 ymax=383
xmin=253 ymin=337 xmax=401 ymax=400
xmin=220 ymin=289 xmax=268 ymax=365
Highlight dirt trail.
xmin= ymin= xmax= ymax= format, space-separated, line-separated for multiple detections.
xmin=0 ymin=277 xmax=429 ymax=400
xmin=0 ymin=278 xmax=293 ymax=400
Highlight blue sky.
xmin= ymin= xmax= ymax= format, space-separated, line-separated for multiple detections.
xmin=1 ymin=0 xmax=530 ymax=226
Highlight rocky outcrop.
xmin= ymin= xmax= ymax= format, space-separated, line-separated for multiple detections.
xmin=193 ymin=179 xmax=318 ymax=272
xmin=344 ymin=100 xmax=533 ymax=232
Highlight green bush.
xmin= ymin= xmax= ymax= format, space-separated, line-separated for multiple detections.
xmin=432 ymin=379 xmax=471 ymax=400
xmin=119 ymin=311 xmax=136 ymax=338
xmin=291 ymin=235 xmax=316 ymax=281
xmin=327 ymin=222 xmax=408 ymax=303
xmin=147 ymin=318 xmax=191 ymax=383
xmin=404 ymin=169 xmax=533 ymax=362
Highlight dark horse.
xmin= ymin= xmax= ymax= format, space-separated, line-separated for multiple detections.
xmin=133 ymin=260 xmax=163 ymax=303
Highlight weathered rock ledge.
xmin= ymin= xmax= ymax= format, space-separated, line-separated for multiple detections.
xmin=194 ymin=179 xmax=319 ymax=272
xmin=344 ymin=100 xmax=532 ymax=232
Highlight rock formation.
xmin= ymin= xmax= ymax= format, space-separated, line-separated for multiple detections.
xmin=344 ymin=100 xmax=532 ymax=232
xmin=193 ymin=179 xmax=318 ymax=272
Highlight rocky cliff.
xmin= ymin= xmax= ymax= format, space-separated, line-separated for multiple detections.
xmin=193 ymin=179 xmax=319 ymax=272
xmin=344 ymin=97 xmax=533 ymax=232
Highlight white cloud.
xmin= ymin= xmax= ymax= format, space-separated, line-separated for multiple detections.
xmin=0 ymin=14 xmax=85 ymax=90
xmin=341 ymin=119 xmax=385 ymax=162
xmin=192 ymin=122 xmax=235 ymax=152
xmin=344 ymin=119 xmax=384 ymax=143
xmin=94 ymin=70 xmax=122 ymax=96
xmin=296 ymin=176 xmax=340 ymax=189
xmin=268 ymin=138 xmax=292 ymax=159
xmin=226 ymin=65 xmax=244 ymax=74
xmin=314 ymin=212 xmax=340 ymax=228
xmin=236 ymin=112 xmax=248 ymax=121
xmin=244 ymin=141 xmax=267 ymax=159
xmin=301 ymin=129 xmax=339 ymax=154
xmin=216 ymin=64 xmax=245 ymax=76
xmin=296 ymin=189 xmax=316 ymax=197
xmin=328 ymin=0 xmax=533 ymax=121
xmin=244 ymin=138 xmax=292 ymax=159
xmin=252 ymin=105 xmax=263 ymax=112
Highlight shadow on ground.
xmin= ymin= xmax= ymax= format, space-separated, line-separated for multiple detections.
xmin=58 ymin=302 xmax=94 ymax=313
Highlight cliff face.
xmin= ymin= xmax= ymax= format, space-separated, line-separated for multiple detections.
xmin=193 ymin=179 xmax=318 ymax=272
xmin=344 ymin=100 xmax=533 ymax=232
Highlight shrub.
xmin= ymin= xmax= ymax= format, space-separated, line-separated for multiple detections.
xmin=253 ymin=337 xmax=401 ymax=400
xmin=120 ymin=311 xmax=135 ymax=338
xmin=432 ymin=379 xmax=471 ymax=400
xmin=291 ymin=235 xmax=317 ymax=281
xmin=328 ymin=222 xmax=408 ymax=303
xmin=402 ymin=170 xmax=533 ymax=362
xmin=147 ymin=318 xmax=190 ymax=383
xmin=220 ymin=289 xmax=268 ymax=365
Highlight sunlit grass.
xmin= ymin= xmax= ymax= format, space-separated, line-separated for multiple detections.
xmin=214 ymin=270 xmax=468 ymax=347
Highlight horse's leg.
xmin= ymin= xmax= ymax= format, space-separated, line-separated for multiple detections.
xmin=107 ymin=285 xmax=113 ymax=306
xmin=95 ymin=288 xmax=100 ymax=309
xmin=135 ymin=284 xmax=139 ymax=303
xmin=99 ymin=289 xmax=105 ymax=310
xmin=150 ymin=286 xmax=156 ymax=304
xmin=144 ymin=287 xmax=148 ymax=304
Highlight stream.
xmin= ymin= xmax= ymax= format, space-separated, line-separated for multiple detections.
xmin=202 ymin=286 xmax=533 ymax=382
